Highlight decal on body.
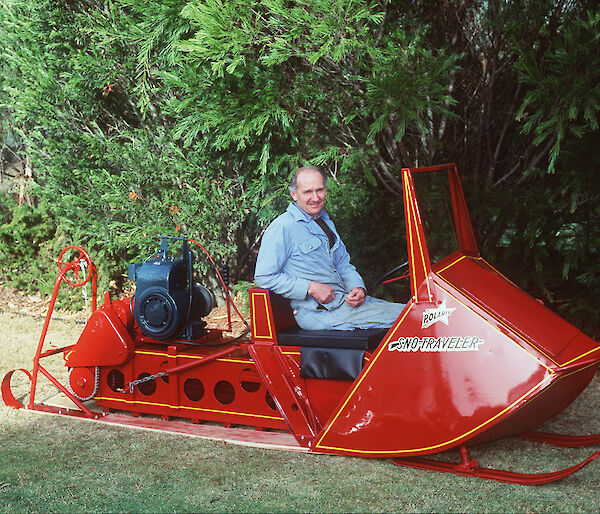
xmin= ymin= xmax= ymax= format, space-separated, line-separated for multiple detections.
xmin=388 ymin=336 xmax=485 ymax=353
xmin=421 ymin=299 xmax=456 ymax=329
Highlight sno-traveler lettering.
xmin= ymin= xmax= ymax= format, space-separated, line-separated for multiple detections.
xmin=254 ymin=165 xmax=405 ymax=330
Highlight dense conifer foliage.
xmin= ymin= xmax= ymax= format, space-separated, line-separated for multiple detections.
xmin=0 ymin=1 xmax=598 ymax=335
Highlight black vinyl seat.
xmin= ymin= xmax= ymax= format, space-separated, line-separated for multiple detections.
xmin=277 ymin=326 xmax=388 ymax=351
xmin=257 ymin=289 xmax=390 ymax=380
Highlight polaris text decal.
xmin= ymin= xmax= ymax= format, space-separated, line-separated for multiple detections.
xmin=421 ymin=299 xmax=456 ymax=329
xmin=388 ymin=336 xmax=484 ymax=353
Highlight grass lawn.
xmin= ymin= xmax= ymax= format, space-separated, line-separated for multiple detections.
xmin=1 ymin=310 xmax=600 ymax=512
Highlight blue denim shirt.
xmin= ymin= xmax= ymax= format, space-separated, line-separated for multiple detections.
xmin=254 ymin=202 xmax=366 ymax=313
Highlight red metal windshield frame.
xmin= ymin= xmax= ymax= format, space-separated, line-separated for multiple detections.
xmin=402 ymin=163 xmax=479 ymax=303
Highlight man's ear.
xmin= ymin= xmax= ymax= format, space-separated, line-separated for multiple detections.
xmin=290 ymin=189 xmax=297 ymax=202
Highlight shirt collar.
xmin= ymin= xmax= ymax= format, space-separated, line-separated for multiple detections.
xmin=287 ymin=201 xmax=330 ymax=222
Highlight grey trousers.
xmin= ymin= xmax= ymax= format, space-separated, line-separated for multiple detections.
xmin=293 ymin=296 xmax=405 ymax=330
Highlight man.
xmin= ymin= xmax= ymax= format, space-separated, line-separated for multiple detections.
xmin=254 ymin=165 xmax=404 ymax=330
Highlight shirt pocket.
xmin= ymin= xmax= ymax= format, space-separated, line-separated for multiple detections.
xmin=298 ymin=236 xmax=322 ymax=255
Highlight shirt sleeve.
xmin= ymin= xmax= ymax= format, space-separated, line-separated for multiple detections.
xmin=254 ymin=219 xmax=311 ymax=300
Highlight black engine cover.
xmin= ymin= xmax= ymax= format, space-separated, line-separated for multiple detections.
xmin=129 ymin=238 xmax=214 ymax=341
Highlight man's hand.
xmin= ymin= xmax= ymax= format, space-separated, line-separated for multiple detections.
xmin=308 ymin=281 xmax=335 ymax=304
xmin=345 ymin=287 xmax=366 ymax=307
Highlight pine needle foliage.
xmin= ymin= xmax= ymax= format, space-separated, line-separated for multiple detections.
xmin=0 ymin=0 xmax=599 ymax=334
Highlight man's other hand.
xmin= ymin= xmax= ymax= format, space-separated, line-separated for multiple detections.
xmin=308 ymin=281 xmax=335 ymax=304
xmin=345 ymin=287 xmax=366 ymax=307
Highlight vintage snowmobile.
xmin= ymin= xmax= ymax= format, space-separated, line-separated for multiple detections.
xmin=3 ymin=163 xmax=600 ymax=484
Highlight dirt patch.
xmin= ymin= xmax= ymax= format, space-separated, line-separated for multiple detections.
xmin=0 ymin=284 xmax=60 ymax=318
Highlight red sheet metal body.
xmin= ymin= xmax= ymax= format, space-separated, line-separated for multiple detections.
xmin=65 ymin=293 xmax=135 ymax=367
xmin=73 ymin=297 xmax=289 ymax=431
xmin=306 ymin=164 xmax=600 ymax=456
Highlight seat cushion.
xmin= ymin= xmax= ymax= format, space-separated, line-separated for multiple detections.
xmin=300 ymin=347 xmax=365 ymax=381
xmin=277 ymin=326 xmax=388 ymax=350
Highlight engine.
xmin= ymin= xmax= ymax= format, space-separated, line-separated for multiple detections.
xmin=129 ymin=237 xmax=215 ymax=341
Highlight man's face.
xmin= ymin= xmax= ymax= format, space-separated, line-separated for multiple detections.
xmin=290 ymin=169 xmax=327 ymax=217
